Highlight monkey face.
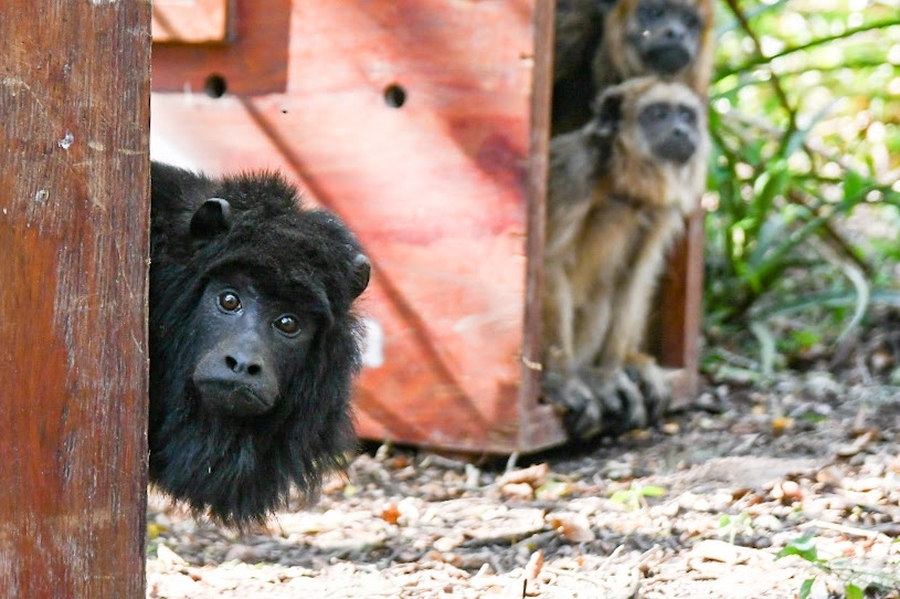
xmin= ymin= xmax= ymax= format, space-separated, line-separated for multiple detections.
xmin=637 ymin=100 xmax=699 ymax=164
xmin=627 ymin=0 xmax=704 ymax=75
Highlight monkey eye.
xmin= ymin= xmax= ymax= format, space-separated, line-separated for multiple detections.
xmin=682 ymin=12 xmax=702 ymax=31
xmin=217 ymin=291 xmax=242 ymax=313
xmin=646 ymin=103 xmax=671 ymax=121
xmin=677 ymin=106 xmax=697 ymax=124
xmin=638 ymin=4 xmax=665 ymax=22
xmin=273 ymin=314 xmax=302 ymax=337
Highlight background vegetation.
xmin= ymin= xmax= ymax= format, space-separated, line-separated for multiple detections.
xmin=703 ymin=0 xmax=900 ymax=377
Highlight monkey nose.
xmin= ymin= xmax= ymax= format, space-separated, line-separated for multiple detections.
xmin=225 ymin=354 xmax=263 ymax=376
xmin=663 ymin=23 xmax=687 ymax=41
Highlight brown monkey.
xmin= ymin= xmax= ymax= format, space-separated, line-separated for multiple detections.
xmin=553 ymin=0 xmax=614 ymax=86
xmin=551 ymin=0 xmax=713 ymax=134
xmin=592 ymin=0 xmax=714 ymax=96
xmin=542 ymin=77 xmax=709 ymax=438
xmin=551 ymin=0 xmax=614 ymax=133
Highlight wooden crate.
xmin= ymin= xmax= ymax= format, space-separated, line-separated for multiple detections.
xmin=150 ymin=0 xmax=700 ymax=454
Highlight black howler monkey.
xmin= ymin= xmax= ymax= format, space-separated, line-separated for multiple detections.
xmin=149 ymin=162 xmax=370 ymax=527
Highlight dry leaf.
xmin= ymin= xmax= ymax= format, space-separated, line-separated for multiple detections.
xmin=501 ymin=482 xmax=535 ymax=499
xmin=381 ymin=502 xmax=401 ymax=525
xmin=525 ymin=549 xmax=544 ymax=582
xmin=497 ymin=463 xmax=549 ymax=487
xmin=524 ymin=550 xmax=544 ymax=596
xmin=548 ymin=512 xmax=595 ymax=542
xmin=155 ymin=543 xmax=186 ymax=570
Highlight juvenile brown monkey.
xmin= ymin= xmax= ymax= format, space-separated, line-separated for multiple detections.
xmin=551 ymin=0 xmax=713 ymax=134
xmin=542 ymin=77 xmax=709 ymax=438
xmin=592 ymin=0 xmax=714 ymax=95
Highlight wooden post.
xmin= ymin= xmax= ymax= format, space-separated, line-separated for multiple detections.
xmin=0 ymin=2 xmax=151 ymax=598
xmin=650 ymin=209 xmax=705 ymax=404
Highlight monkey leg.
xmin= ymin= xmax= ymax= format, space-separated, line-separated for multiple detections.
xmin=550 ymin=268 xmax=578 ymax=369
xmin=571 ymin=284 xmax=614 ymax=372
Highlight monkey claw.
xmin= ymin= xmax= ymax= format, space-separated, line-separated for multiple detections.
xmin=541 ymin=360 xmax=671 ymax=441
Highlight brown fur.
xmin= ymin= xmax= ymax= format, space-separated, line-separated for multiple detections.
xmin=542 ymin=77 xmax=709 ymax=437
xmin=592 ymin=0 xmax=714 ymax=96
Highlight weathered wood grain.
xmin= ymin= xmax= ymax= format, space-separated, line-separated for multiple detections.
xmin=0 ymin=1 xmax=150 ymax=597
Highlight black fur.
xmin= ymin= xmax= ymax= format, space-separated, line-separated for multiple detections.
xmin=148 ymin=161 xmax=369 ymax=527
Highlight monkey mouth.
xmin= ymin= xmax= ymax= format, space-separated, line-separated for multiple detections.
xmin=644 ymin=46 xmax=692 ymax=74
xmin=195 ymin=380 xmax=277 ymax=417
xmin=657 ymin=139 xmax=697 ymax=165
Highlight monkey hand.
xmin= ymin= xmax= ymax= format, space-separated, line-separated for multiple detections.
xmin=541 ymin=367 xmax=645 ymax=440
xmin=582 ymin=367 xmax=649 ymax=437
xmin=542 ymin=361 xmax=671 ymax=440
xmin=593 ymin=358 xmax=672 ymax=436
xmin=623 ymin=352 xmax=672 ymax=426
xmin=541 ymin=370 xmax=605 ymax=439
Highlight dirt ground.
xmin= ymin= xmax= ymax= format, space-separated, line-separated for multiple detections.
xmin=146 ymin=322 xmax=900 ymax=599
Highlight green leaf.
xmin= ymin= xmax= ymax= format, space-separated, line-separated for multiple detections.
xmin=799 ymin=578 xmax=815 ymax=599
xmin=845 ymin=583 xmax=864 ymax=599
xmin=777 ymin=534 xmax=820 ymax=563
xmin=610 ymin=490 xmax=633 ymax=505
xmin=639 ymin=485 xmax=666 ymax=498
xmin=834 ymin=260 xmax=870 ymax=344
xmin=843 ymin=169 xmax=868 ymax=203
xmin=750 ymin=321 xmax=777 ymax=378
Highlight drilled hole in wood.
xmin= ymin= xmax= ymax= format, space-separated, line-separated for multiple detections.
xmin=204 ymin=74 xmax=228 ymax=98
xmin=383 ymin=84 xmax=406 ymax=108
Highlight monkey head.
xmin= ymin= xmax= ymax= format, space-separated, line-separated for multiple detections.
xmin=185 ymin=197 xmax=369 ymax=421
xmin=148 ymin=163 xmax=371 ymax=526
xmin=636 ymin=94 xmax=700 ymax=165
xmin=595 ymin=0 xmax=714 ymax=93
xmin=590 ymin=76 xmax=709 ymax=210
xmin=630 ymin=0 xmax=704 ymax=74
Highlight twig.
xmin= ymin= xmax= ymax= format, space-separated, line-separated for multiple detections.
xmin=720 ymin=0 xmax=797 ymax=136
xmin=506 ymin=451 xmax=520 ymax=473
xmin=799 ymin=519 xmax=881 ymax=539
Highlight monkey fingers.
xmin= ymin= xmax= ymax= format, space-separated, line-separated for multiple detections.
xmin=623 ymin=354 xmax=672 ymax=425
xmin=582 ymin=367 xmax=648 ymax=436
xmin=541 ymin=370 xmax=605 ymax=439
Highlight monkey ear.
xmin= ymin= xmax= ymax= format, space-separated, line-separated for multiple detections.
xmin=591 ymin=90 xmax=624 ymax=138
xmin=350 ymin=253 xmax=371 ymax=300
xmin=190 ymin=198 xmax=232 ymax=239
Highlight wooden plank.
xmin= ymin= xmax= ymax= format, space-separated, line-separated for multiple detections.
xmin=153 ymin=0 xmax=230 ymax=43
xmin=519 ymin=0 xmax=568 ymax=447
xmin=650 ymin=209 xmax=705 ymax=405
xmin=152 ymin=0 xmax=290 ymax=94
xmin=151 ymin=0 xmax=568 ymax=453
xmin=0 ymin=1 xmax=150 ymax=597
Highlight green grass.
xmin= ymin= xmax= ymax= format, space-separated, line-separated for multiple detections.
xmin=702 ymin=0 xmax=900 ymax=371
